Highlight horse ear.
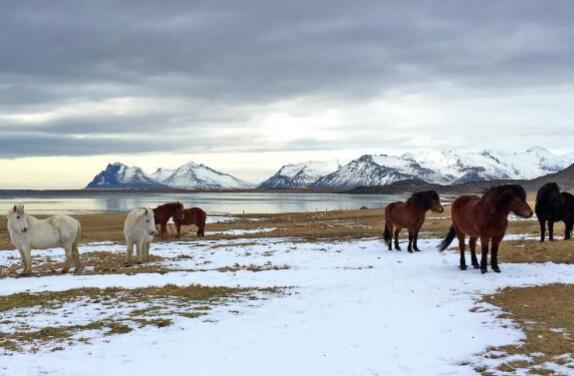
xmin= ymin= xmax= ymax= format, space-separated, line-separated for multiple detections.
xmin=144 ymin=208 xmax=149 ymax=215
xmin=13 ymin=205 xmax=17 ymax=212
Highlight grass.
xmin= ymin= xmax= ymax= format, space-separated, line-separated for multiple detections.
xmin=0 ymin=284 xmax=285 ymax=353
xmin=475 ymin=284 xmax=574 ymax=375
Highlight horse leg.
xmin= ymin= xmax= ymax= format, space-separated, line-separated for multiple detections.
xmin=469 ymin=237 xmax=479 ymax=269
xmin=21 ymin=247 xmax=33 ymax=276
xmin=126 ymin=240 xmax=134 ymax=265
xmin=413 ymin=229 xmax=421 ymax=252
xmin=539 ymin=219 xmax=546 ymax=242
xmin=385 ymin=223 xmax=394 ymax=251
xmin=457 ymin=233 xmax=467 ymax=270
xmin=136 ymin=241 xmax=144 ymax=264
xmin=394 ymin=228 xmax=401 ymax=251
xmin=480 ymin=237 xmax=490 ymax=274
xmin=549 ymin=220 xmax=555 ymax=241
xmin=144 ymin=241 xmax=150 ymax=262
xmin=566 ymin=221 xmax=573 ymax=240
xmin=17 ymin=248 xmax=27 ymax=276
xmin=72 ymin=241 xmax=83 ymax=273
xmin=176 ymin=222 xmax=182 ymax=238
xmin=491 ymin=237 xmax=503 ymax=273
xmin=407 ymin=230 xmax=414 ymax=253
xmin=62 ymin=244 xmax=72 ymax=273
xmin=161 ymin=223 xmax=167 ymax=239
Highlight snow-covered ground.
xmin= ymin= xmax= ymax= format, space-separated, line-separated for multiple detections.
xmin=2 ymin=236 xmax=574 ymax=375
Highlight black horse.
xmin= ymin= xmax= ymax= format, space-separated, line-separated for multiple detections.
xmin=562 ymin=192 xmax=574 ymax=240
xmin=535 ymin=183 xmax=564 ymax=242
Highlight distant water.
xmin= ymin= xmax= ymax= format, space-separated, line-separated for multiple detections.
xmin=0 ymin=191 xmax=406 ymax=215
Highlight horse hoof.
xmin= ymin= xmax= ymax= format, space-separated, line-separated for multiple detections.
xmin=408 ymin=249 xmax=414 ymax=253
xmin=481 ymin=268 xmax=488 ymax=274
xmin=492 ymin=266 xmax=501 ymax=273
xmin=460 ymin=265 xmax=467 ymax=271
xmin=414 ymin=249 xmax=421 ymax=252
xmin=472 ymin=264 xmax=480 ymax=269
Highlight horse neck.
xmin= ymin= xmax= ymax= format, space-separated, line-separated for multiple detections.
xmin=405 ymin=201 xmax=427 ymax=217
xmin=481 ymin=195 xmax=511 ymax=220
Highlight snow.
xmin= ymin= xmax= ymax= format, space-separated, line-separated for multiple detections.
xmin=164 ymin=161 xmax=253 ymax=189
xmin=307 ymin=148 xmax=574 ymax=188
xmin=2 ymin=236 xmax=574 ymax=375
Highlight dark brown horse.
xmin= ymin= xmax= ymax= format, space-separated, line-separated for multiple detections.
xmin=153 ymin=202 xmax=184 ymax=239
xmin=175 ymin=207 xmax=207 ymax=238
xmin=384 ymin=190 xmax=444 ymax=253
xmin=439 ymin=184 xmax=533 ymax=273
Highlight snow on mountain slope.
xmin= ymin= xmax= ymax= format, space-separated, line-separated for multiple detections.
xmin=86 ymin=162 xmax=252 ymax=190
xmin=309 ymin=147 xmax=574 ymax=189
xmin=151 ymin=168 xmax=176 ymax=183
xmin=258 ymin=160 xmax=341 ymax=189
xmin=162 ymin=162 xmax=253 ymax=189
xmin=85 ymin=163 xmax=167 ymax=189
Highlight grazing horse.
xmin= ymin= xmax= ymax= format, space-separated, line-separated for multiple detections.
xmin=153 ymin=202 xmax=184 ymax=239
xmin=439 ymin=184 xmax=533 ymax=273
xmin=535 ymin=182 xmax=563 ymax=242
xmin=175 ymin=207 xmax=207 ymax=238
xmin=6 ymin=204 xmax=82 ymax=275
xmin=384 ymin=190 xmax=444 ymax=252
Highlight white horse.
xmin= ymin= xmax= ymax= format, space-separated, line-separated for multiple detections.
xmin=6 ymin=204 xmax=82 ymax=275
xmin=124 ymin=207 xmax=156 ymax=264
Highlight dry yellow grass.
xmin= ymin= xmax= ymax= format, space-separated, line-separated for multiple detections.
xmin=476 ymin=284 xmax=574 ymax=375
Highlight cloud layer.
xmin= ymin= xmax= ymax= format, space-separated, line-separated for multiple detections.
xmin=1 ymin=0 xmax=574 ymax=161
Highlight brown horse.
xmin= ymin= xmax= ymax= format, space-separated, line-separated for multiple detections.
xmin=384 ymin=190 xmax=444 ymax=252
xmin=439 ymin=184 xmax=533 ymax=273
xmin=153 ymin=202 xmax=184 ymax=239
xmin=175 ymin=207 xmax=207 ymax=238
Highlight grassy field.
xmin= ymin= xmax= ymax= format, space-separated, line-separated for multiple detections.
xmin=2 ymin=198 xmax=574 ymax=372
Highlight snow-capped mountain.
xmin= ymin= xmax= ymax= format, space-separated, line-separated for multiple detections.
xmin=305 ymin=147 xmax=574 ymax=189
xmin=86 ymin=162 xmax=252 ymax=190
xmin=150 ymin=168 xmax=176 ymax=183
xmin=258 ymin=160 xmax=341 ymax=189
xmin=85 ymin=163 xmax=168 ymax=189
xmin=156 ymin=162 xmax=253 ymax=189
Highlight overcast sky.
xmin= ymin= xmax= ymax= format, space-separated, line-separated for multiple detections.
xmin=1 ymin=1 xmax=574 ymax=188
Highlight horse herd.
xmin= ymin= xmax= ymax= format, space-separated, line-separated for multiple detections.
xmin=3 ymin=182 xmax=572 ymax=276
xmin=5 ymin=202 xmax=206 ymax=275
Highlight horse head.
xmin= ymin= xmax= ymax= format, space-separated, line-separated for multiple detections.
xmin=409 ymin=190 xmax=444 ymax=213
xmin=490 ymin=184 xmax=534 ymax=218
xmin=7 ymin=204 xmax=29 ymax=233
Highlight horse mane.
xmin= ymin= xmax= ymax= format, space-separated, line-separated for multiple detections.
xmin=483 ymin=184 xmax=527 ymax=201
xmin=407 ymin=190 xmax=440 ymax=209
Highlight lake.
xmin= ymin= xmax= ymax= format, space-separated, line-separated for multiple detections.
xmin=0 ymin=191 xmax=406 ymax=215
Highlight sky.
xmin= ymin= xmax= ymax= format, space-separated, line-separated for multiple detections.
xmin=1 ymin=1 xmax=574 ymax=188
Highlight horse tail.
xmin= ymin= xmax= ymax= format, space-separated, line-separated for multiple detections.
xmin=383 ymin=224 xmax=392 ymax=245
xmin=438 ymin=226 xmax=456 ymax=252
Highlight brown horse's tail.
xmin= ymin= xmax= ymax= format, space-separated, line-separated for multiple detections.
xmin=438 ymin=226 xmax=456 ymax=252
xmin=383 ymin=224 xmax=392 ymax=246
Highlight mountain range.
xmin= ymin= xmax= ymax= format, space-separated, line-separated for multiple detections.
xmin=264 ymin=147 xmax=574 ymax=189
xmin=85 ymin=147 xmax=574 ymax=190
xmin=85 ymin=162 xmax=252 ymax=190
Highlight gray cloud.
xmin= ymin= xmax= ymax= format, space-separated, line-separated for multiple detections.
xmin=1 ymin=0 xmax=574 ymax=157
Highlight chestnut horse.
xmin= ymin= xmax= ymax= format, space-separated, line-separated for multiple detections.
xmin=153 ymin=202 xmax=184 ymax=239
xmin=439 ymin=184 xmax=533 ymax=273
xmin=384 ymin=190 xmax=444 ymax=252
xmin=175 ymin=207 xmax=207 ymax=238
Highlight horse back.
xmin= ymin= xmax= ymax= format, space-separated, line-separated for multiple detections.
xmin=450 ymin=195 xmax=481 ymax=236
xmin=179 ymin=207 xmax=206 ymax=226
